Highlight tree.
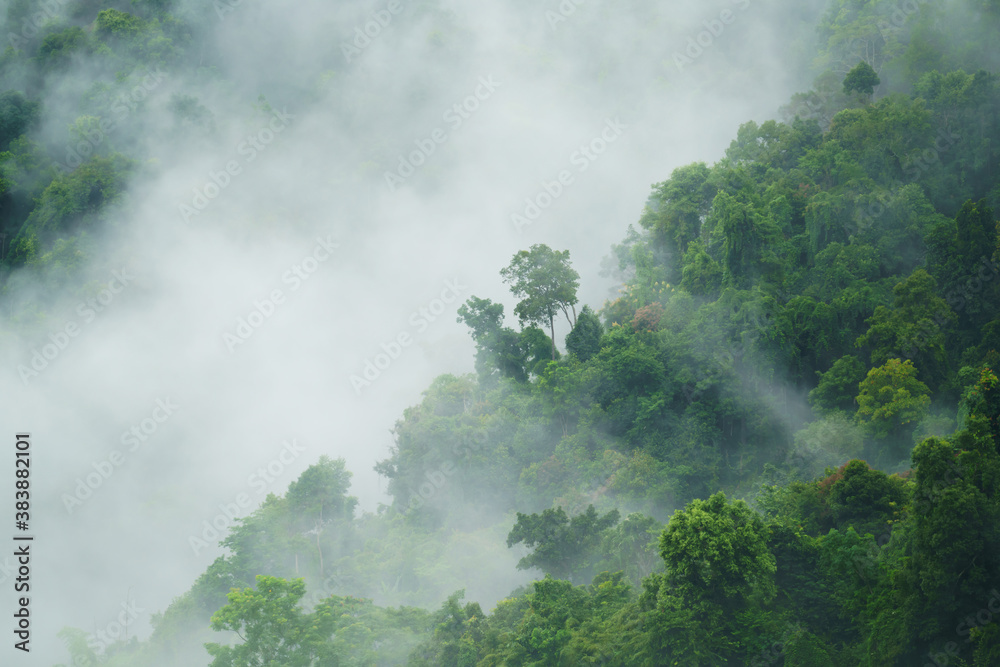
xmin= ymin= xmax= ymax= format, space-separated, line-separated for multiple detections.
xmin=827 ymin=459 xmax=906 ymax=534
xmin=711 ymin=190 xmax=782 ymax=289
xmin=205 ymin=576 xmax=336 ymax=667
xmin=0 ymin=91 xmax=40 ymax=151
xmin=855 ymin=358 xmax=931 ymax=445
xmin=284 ymin=456 xmax=358 ymax=577
xmin=856 ymin=269 xmax=956 ymax=388
xmin=565 ymin=305 xmax=602 ymax=362
xmin=843 ymin=61 xmax=881 ymax=97
xmin=680 ymin=238 xmax=723 ymax=297
xmin=638 ymin=163 xmax=717 ymax=282
xmin=955 ymin=199 xmax=996 ymax=265
xmin=789 ymin=413 xmax=865 ymax=477
xmin=506 ymin=505 xmax=620 ymax=583
xmin=659 ymin=492 xmax=775 ymax=613
xmin=809 ymin=355 xmax=867 ymax=415
xmin=500 ymin=245 xmax=580 ymax=360
xmin=457 ymin=297 xmax=554 ymax=382
xmin=652 ymin=492 xmax=776 ymax=663
xmin=597 ymin=512 xmax=663 ymax=587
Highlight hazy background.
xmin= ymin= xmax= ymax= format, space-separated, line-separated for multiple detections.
xmin=0 ymin=0 xmax=828 ymax=662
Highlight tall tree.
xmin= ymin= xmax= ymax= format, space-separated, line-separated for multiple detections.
xmin=500 ymin=245 xmax=580 ymax=360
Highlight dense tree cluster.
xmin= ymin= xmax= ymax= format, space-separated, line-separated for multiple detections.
xmin=22 ymin=0 xmax=1000 ymax=665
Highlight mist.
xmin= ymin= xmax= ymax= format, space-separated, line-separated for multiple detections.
xmin=0 ymin=0 xmax=833 ymax=662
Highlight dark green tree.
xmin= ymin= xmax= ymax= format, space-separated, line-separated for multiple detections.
xmin=507 ymin=505 xmax=621 ymax=583
xmin=843 ymin=61 xmax=881 ymax=97
xmin=0 ymin=91 xmax=39 ymax=150
xmin=809 ymin=355 xmax=867 ymax=415
xmin=565 ymin=305 xmax=603 ymax=362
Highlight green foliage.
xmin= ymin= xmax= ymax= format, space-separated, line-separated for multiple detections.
xmin=500 ymin=244 xmax=580 ymax=360
xmin=36 ymin=27 xmax=89 ymax=70
xmin=638 ymin=162 xmax=716 ymax=281
xmin=21 ymin=2 xmax=1000 ymax=663
xmin=827 ymin=460 xmax=907 ymax=534
xmin=564 ymin=305 xmax=602 ymax=362
xmin=506 ymin=505 xmax=621 ymax=584
xmin=810 ymin=355 xmax=867 ymax=415
xmin=285 ymin=455 xmax=358 ymax=526
xmin=856 ymin=269 xmax=956 ymax=388
xmin=843 ymin=61 xmax=881 ymax=97
xmin=789 ymin=412 xmax=865 ymax=477
xmin=855 ymin=358 xmax=932 ymax=444
xmin=659 ymin=492 xmax=776 ymax=612
xmin=0 ymin=90 xmax=38 ymax=150
xmin=680 ymin=237 xmax=723 ymax=297
xmin=21 ymin=154 xmax=135 ymax=241
xmin=205 ymin=576 xmax=335 ymax=667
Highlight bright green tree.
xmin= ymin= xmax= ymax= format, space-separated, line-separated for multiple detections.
xmin=855 ymin=358 xmax=931 ymax=442
xmin=205 ymin=576 xmax=336 ymax=667
xmin=659 ymin=492 xmax=776 ymax=613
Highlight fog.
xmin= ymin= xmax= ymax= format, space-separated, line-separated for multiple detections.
xmin=0 ymin=0 xmax=828 ymax=662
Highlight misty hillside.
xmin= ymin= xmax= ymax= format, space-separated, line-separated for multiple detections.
xmin=1 ymin=0 xmax=1000 ymax=665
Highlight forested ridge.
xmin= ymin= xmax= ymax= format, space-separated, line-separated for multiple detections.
xmin=2 ymin=0 xmax=1000 ymax=665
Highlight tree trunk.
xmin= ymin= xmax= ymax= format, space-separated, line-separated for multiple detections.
xmin=549 ymin=312 xmax=556 ymax=360
xmin=317 ymin=530 xmax=324 ymax=577
xmin=317 ymin=506 xmax=325 ymax=576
